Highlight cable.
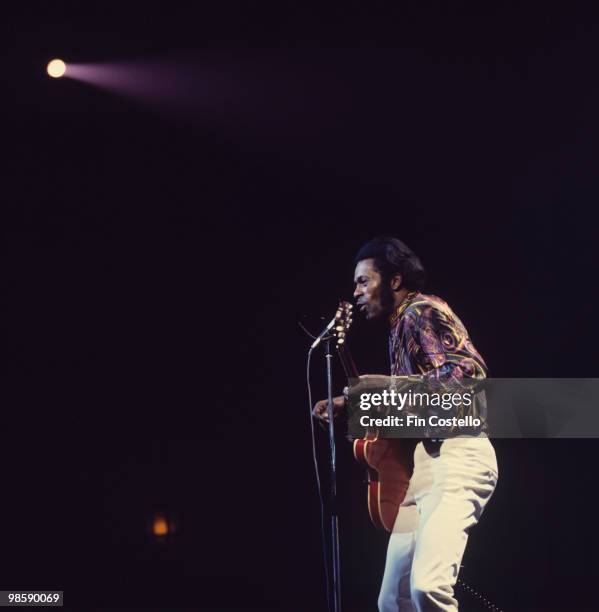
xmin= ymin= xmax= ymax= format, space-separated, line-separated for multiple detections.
xmin=298 ymin=320 xmax=318 ymax=340
xmin=457 ymin=577 xmax=502 ymax=611
xmin=306 ymin=346 xmax=332 ymax=612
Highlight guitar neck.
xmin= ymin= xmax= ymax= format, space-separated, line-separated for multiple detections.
xmin=337 ymin=342 xmax=359 ymax=380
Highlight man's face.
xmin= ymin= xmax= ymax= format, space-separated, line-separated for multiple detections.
xmin=353 ymin=258 xmax=394 ymax=320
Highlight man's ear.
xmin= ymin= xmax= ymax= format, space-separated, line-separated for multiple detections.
xmin=391 ymin=274 xmax=402 ymax=291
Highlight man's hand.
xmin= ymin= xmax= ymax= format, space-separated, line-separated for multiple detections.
xmin=313 ymin=395 xmax=346 ymax=424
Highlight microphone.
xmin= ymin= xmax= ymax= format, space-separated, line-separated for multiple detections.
xmin=310 ymin=316 xmax=337 ymax=350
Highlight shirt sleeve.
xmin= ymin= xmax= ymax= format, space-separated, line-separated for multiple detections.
xmin=404 ymin=302 xmax=488 ymax=386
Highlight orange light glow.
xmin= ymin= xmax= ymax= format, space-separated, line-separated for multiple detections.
xmin=152 ymin=513 xmax=169 ymax=536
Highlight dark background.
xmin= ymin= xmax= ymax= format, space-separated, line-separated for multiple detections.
xmin=5 ymin=2 xmax=599 ymax=610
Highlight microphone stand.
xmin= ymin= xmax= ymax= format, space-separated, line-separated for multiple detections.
xmin=324 ymin=337 xmax=342 ymax=612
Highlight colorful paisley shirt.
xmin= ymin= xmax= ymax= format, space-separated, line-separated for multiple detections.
xmin=389 ymin=291 xmax=488 ymax=435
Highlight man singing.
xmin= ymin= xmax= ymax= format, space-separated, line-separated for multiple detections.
xmin=313 ymin=236 xmax=498 ymax=611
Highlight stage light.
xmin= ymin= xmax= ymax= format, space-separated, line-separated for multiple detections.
xmin=152 ymin=512 xmax=171 ymax=537
xmin=153 ymin=513 xmax=168 ymax=536
xmin=47 ymin=59 xmax=67 ymax=78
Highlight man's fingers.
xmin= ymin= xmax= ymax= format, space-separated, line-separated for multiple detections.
xmin=313 ymin=402 xmax=329 ymax=422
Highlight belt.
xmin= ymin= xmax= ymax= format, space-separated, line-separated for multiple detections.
xmin=422 ymin=438 xmax=444 ymax=454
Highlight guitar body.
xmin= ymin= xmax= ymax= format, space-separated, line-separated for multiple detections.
xmin=333 ymin=302 xmax=417 ymax=533
xmin=352 ymin=436 xmax=416 ymax=531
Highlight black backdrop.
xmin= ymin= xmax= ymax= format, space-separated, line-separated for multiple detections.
xmin=5 ymin=2 xmax=599 ymax=610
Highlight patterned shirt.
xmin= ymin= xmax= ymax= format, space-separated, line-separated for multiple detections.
xmin=389 ymin=291 xmax=488 ymax=433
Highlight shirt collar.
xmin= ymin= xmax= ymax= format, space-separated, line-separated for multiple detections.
xmin=389 ymin=290 xmax=419 ymax=327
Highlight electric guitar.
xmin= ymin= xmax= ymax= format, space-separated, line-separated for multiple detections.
xmin=333 ymin=301 xmax=416 ymax=532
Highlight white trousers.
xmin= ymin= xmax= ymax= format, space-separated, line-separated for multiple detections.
xmin=378 ymin=437 xmax=498 ymax=612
